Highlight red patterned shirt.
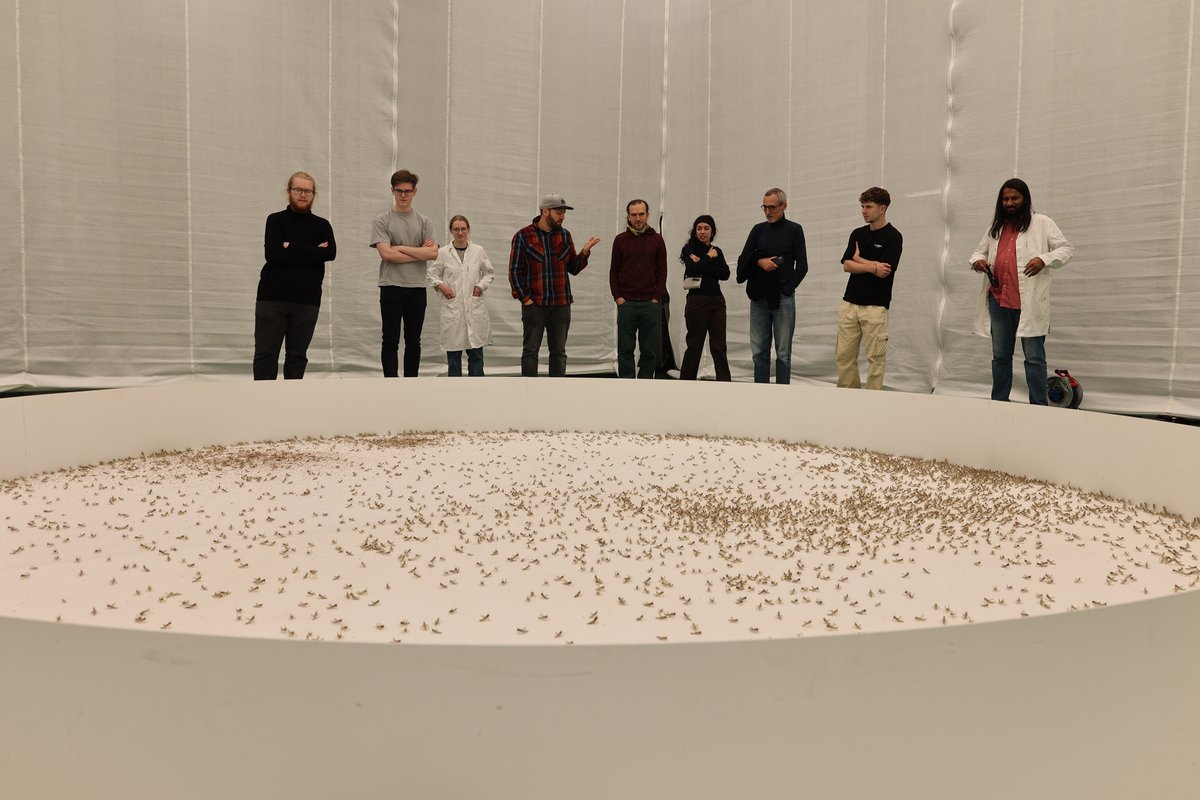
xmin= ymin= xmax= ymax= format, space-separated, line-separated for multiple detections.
xmin=508 ymin=218 xmax=591 ymax=306
xmin=991 ymin=222 xmax=1021 ymax=309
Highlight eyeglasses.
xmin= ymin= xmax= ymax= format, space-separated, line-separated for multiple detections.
xmin=289 ymin=187 xmax=315 ymax=196
xmin=761 ymin=203 xmax=781 ymax=212
xmin=450 ymin=227 xmax=469 ymax=234
xmin=392 ymin=188 xmax=415 ymax=196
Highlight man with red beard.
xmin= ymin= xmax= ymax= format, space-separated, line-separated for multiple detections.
xmin=253 ymin=171 xmax=336 ymax=380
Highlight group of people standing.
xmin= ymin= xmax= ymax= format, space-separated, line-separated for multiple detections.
xmin=253 ymin=170 xmax=1073 ymax=405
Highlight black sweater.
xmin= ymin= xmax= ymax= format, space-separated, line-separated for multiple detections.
xmin=736 ymin=217 xmax=808 ymax=309
xmin=257 ymin=207 xmax=337 ymax=306
xmin=680 ymin=240 xmax=730 ymax=296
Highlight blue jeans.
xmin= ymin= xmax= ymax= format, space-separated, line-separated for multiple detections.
xmin=749 ymin=294 xmax=795 ymax=384
xmin=447 ymin=347 xmax=484 ymax=377
xmin=988 ymin=295 xmax=1047 ymax=404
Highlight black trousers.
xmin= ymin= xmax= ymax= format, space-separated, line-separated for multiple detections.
xmin=380 ymin=286 xmax=427 ymax=377
xmin=253 ymin=300 xmax=319 ymax=380
xmin=521 ymin=303 xmax=570 ymax=377
xmin=680 ymin=293 xmax=730 ymax=381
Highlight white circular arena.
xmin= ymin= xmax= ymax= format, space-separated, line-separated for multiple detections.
xmin=2 ymin=378 xmax=1198 ymax=798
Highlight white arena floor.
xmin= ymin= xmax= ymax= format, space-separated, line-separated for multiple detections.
xmin=3 ymin=429 xmax=1196 ymax=644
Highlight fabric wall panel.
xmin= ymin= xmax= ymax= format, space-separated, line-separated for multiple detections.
xmin=874 ymin=0 xmax=953 ymax=396
xmin=931 ymin=0 xmax=1024 ymax=401
xmin=0 ymin=2 xmax=22 ymax=387
xmin=937 ymin=0 xmax=1198 ymax=413
xmin=441 ymin=0 xmax=541 ymax=374
xmin=1014 ymin=0 xmax=1192 ymax=413
xmin=3 ymin=0 xmax=1199 ymax=419
xmin=534 ymin=0 xmax=628 ymax=372
xmin=660 ymin=1 xmax=712 ymax=375
xmin=18 ymin=0 xmax=190 ymax=384
xmin=608 ymin=0 xmax=669 ymax=370
xmin=188 ymin=1 xmax=336 ymax=379
xmin=1176 ymin=3 xmax=1200 ymax=420
xmin=788 ymin=1 xmax=886 ymax=385
xmin=325 ymin=2 xmax=412 ymax=377
xmin=706 ymin=0 xmax=799 ymax=379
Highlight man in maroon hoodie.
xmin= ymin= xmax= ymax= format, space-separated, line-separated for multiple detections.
xmin=610 ymin=199 xmax=668 ymax=379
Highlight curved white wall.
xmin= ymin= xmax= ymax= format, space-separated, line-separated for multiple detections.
xmin=2 ymin=379 xmax=1199 ymax=798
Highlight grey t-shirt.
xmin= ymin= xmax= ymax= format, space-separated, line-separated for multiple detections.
xmin=371 ymin=209 xmax=437 ymax=288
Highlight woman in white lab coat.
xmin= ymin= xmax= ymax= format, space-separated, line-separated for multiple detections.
xmin=428 ymin=215 xmax=494 ymax=376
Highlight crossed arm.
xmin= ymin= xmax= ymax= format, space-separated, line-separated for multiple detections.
xmin=843 ymin=244 xmax=891 ymax=278
xmin=375 ymin=240 xmax=438 ymax=263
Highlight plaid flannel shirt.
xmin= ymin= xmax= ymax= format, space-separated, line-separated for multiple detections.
xmin=508 ymin=219 xmax=590 ymax=306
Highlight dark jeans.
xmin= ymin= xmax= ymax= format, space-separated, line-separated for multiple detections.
xmin=616 ymin=300 xmax=660 ymax=379
xmin=253 ymin=300 xmax=319 ymax=380
xmin=380 ymin=286 xmax=427 ymax=377
xmin=447 ymin=347 xmax=485 ymax=377
xmin=521 ymin=303 xmax=570 ymax=377
xmin=988 ymin=294 xmax=1048 ymax=404
xmin=680 ymin=293 xmax=730 ymax=381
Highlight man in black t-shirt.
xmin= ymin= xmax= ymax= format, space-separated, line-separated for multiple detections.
xmin=836 ymin=187 xmax=902 ymax=390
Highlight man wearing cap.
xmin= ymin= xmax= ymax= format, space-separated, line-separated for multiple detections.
xmin=508 ymin=194 xmax=601 ymax=377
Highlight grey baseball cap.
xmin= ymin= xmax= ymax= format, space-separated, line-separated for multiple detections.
xmin=539 ymin=193 xmax=574 ymax=210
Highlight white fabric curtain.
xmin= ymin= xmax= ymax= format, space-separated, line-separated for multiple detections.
xmin=2 ymin=0 xmax=1197 ymax=418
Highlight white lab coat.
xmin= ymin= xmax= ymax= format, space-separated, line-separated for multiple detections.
xmin=970 ymin=212 xmax=1074 ymax=338
xmin=428 ymin=242 xmax=495 ymax=351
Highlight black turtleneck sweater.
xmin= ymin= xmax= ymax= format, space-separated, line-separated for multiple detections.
xmin=257 ymin=206 xmax=337 ymax=307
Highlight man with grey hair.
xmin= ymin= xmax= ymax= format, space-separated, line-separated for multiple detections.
xmin=508 ymin=194 xmax=601 ymax=377
xmin=737 ymin=187 xmax=808 ymax=383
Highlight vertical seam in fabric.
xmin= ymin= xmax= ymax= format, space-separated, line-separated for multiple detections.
xmin=787 ymin=0 xmax=793 ymax=189
xmin=1168 ymin=0 xmax=1196 ymax=411
xmin=390 ymin=0 xmax=400 ymax=171
xmin=326 ymin=0 xmax=335 ymax=372
xmin=15 ymin=0 xmax=28 ymax=375
xmin=535 ymin=0 xmax=544 ymax=200
xmin=933 ymin=0 xmax=960 ymax=393
xmin=445 ymin=0 xmax=453 ymax=226
xmin=615 ymin=0 xmax=626 ymax=220
xmin=185 ymin=0 xmax=195 ymax=375
xmin=1014 ymin=0 xmax=1024 ymax=174
xmin=880 ymin=0 xmax=888 ymax=180
xmin=658 ymin=0 xmax=669 ymax=220
xmin=706 ymin=0 xmax=711 ymax=209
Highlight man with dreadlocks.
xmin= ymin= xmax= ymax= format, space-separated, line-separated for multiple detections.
xmin=969 ymin=178 xmax=1074 ymax=405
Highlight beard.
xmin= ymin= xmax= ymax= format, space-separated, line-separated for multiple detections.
xmin=1005 ymin=203 xmax=1023 ymax=217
